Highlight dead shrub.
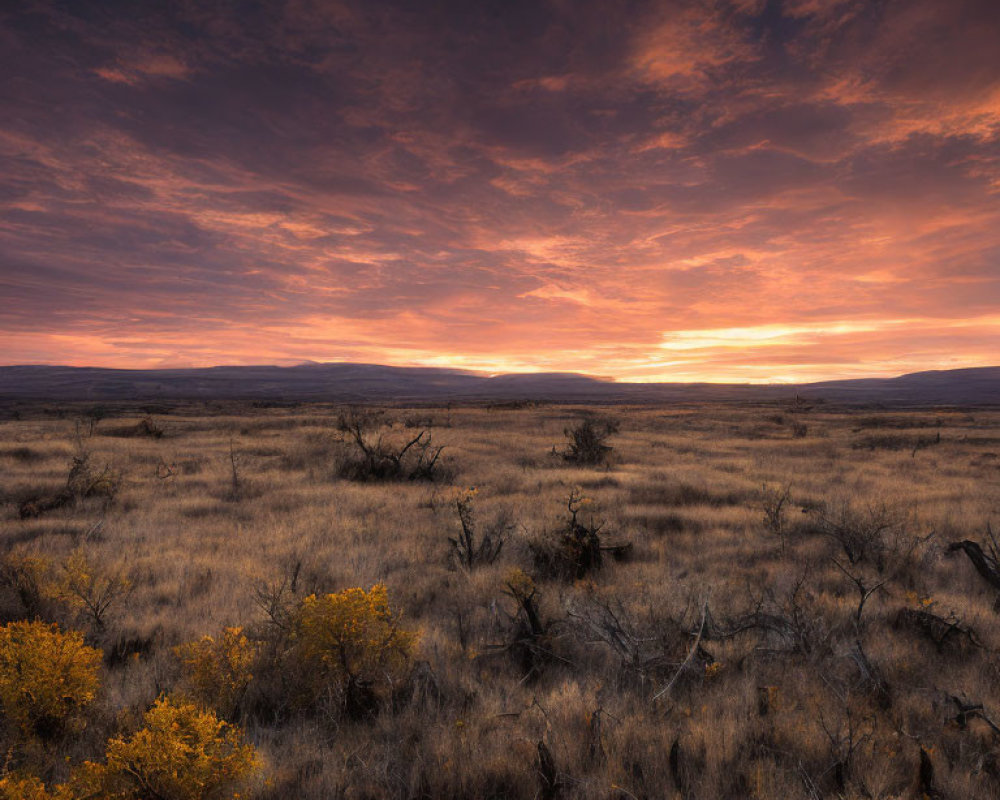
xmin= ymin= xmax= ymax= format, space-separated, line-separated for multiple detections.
xmin=102 ymin=416 xmax=164 ymax=439
xmin=18 ymin=453 xmax=122 ymax=519
xmin=55 ymin=548 xmax=132 ymax=634
xmin=757 ymin=483 xmax=792 ymax=552
xmin=566 ymin=594 xmax=684 ymax=687
xmin=710 ymin=573 xmax=835 ymax=660
xmin=813 ymin=499 xmax=907 ymax=571
xmin=66 ymin=454 xmax=121 ymax=500
xmin=560 ymin=417 xmax=618 ymax=465
xmin=447 ymin=488 xmax=511 ymax=570
xmin=0 ymin=553 xmax=57 ymax=623
xmin=135 ymin=416 xmax=164 ymax=438
xmin=482 ymin=569 xmax=557 ymax=681
xmin=336 ymin=408 xmax=446 ymax=482
xmin=528 ymin=490 xmax=630 ymax=581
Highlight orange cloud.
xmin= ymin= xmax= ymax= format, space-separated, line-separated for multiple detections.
xmin=0 ymin=0 xmax=997 ymax=382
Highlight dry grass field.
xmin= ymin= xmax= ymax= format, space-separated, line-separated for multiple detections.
xmin=2 ymin=400 xmax=999 ymax=799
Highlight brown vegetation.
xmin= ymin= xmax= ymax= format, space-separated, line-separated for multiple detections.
xmin=0 ymin=401 xmax=998 ymax=798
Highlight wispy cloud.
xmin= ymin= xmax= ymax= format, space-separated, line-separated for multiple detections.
xmin=0 ymin=0 xmax=997 ymax=380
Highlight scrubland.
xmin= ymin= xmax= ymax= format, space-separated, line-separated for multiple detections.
xmin=1 ymin=400 xmax=999 ymax=799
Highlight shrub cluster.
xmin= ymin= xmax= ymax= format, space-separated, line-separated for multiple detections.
xmin=69 ymin=697 xmax=260 ymax=800
xmin=335 ymin=408 xmax=446 ymax=481
xmin=0 ymin=621 xmax=101 ymax=740
xmin=0 ymin=620 xmax=260 ymax=799
xmin=175 ymin=627 xmax=260 ymax=719
xmin=292 ymin=584 xmax=417 ymax=716
xmin=177 ymin=583 xmax=419 ymax=724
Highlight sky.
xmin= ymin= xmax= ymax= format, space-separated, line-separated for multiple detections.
xmin=1 ymin=0 xmax=998 ymax=383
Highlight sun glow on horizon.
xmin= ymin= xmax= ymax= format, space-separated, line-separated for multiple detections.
xmin=7 ymin=315 xmax=997 ymax=385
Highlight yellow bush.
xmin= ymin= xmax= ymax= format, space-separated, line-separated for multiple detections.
xmin=0 ymin=774 xmax=61 ymax=800
xmin=294 ymin=583 xmax=416 ymax=697
xmin=0 ymin=620 xmax=101 ymax=739
xmin=175 ymin=627 xmax=259 ymax=716
xmin=71 ymin=697 xmax=260 ymax=800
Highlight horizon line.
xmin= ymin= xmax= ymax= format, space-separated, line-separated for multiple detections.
xmin=3 ymin=360 xmax=998 ymax=387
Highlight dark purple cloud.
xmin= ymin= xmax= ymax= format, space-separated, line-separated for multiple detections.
xmin=0 ymin=0 xmax=997 ymax=379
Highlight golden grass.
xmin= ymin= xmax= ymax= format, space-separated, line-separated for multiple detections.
xmin=1 ymin=402 xmax=999 ymax=798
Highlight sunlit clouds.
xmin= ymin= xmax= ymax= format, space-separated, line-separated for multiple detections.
xmin=0 ymin=0 xmax=998 ymax=381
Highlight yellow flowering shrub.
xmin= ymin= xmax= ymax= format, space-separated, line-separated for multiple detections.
xmin=175 ymin=627 xmax=259 ymax=717
xmin=0 ymin=620 xmax=101 ymax=739
xmin=71 ymin=697 xmax=261 ymax=800
xmin=294 ymin=583 xmax=417 ymax=701
xmin=0 ymin=774 xmax=62 ymax=800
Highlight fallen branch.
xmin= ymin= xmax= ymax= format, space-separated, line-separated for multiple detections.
xmin=948 ymin=695 xmax=1000 ymax=735
xmin=947 ymin=528 xmax=1000 ymax=591
xmin=653 ymin=601 xmax=708 ymax=701
xmin=894 ymin=608 xmax=983 ymax=653
xmin=599 ymin=541 xmax=633 ymax=561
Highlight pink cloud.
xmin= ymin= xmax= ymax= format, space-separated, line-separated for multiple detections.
xmin=0 ymin=0 xmax=997 ymax=381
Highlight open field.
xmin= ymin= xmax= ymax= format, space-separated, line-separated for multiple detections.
xmin=2 ymin=401 xmax=1000 ymax=799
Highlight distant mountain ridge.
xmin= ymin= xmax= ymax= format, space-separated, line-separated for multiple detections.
xmin=0 ymin=363 xmax=997 ymax=406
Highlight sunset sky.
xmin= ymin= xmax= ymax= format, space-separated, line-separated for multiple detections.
xmin=1 ymin=0 xmax=998 ymax=382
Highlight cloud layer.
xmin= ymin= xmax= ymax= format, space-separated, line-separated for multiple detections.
xmin=1 ymin=0 xmax=998 ymax=381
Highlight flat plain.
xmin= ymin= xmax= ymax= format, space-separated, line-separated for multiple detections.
xmin=2 ymin=400 xmax=999 ymax=799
